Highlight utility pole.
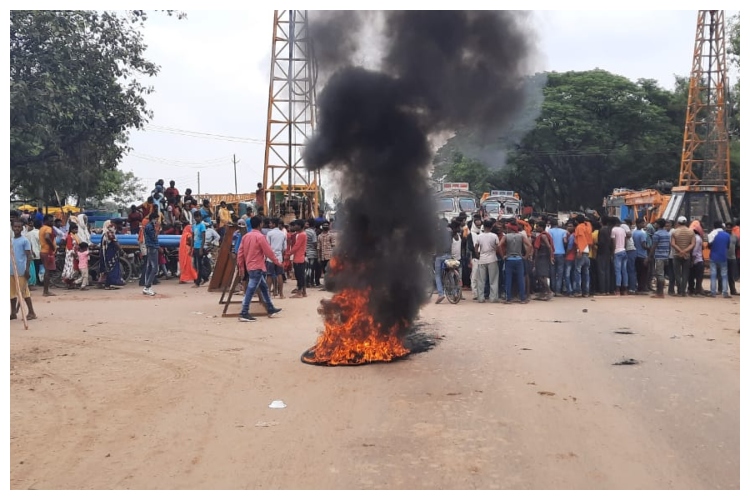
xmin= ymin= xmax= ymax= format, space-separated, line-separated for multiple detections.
xmin=197 ymin=171 xmax=201 ymax=196
xmin=233 ymin=154 xmax=239 ymax=195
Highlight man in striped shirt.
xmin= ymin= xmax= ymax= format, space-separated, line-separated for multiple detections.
xmin=648 ymin=218 xmax=671 ymax=298
xmin=670 ymin=216 xmax=696 ymax=297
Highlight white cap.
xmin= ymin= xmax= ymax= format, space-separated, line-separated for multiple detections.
xmin=677 ymin=216 xmax=687 ymax=224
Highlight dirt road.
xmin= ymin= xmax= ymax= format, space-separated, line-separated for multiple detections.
xmin=10 ymin=282 xmax=740 ymax=489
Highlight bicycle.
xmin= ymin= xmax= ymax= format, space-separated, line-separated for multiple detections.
xmin=427 ymin=257 xmax=462 ymax=304
xmin=441 ymin=258 xmax=463 ymax=304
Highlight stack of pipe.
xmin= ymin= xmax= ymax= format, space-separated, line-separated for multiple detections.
xmin=90 ymin=234 xmax=182 ymax=248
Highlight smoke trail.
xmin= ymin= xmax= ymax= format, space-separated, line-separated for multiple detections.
xmin=305 ymin=11 xmax=538 ymax=332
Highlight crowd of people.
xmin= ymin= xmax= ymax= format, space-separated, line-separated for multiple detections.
xmin=11 ymin=177 xmax=740 ymax=321
xmin=10 ymin=178 xmax=338 ymax=321
xmin=231 ymin=215 xmax=336 ymax=322
xmin=434 ymin=211 xmax=740 ymax=305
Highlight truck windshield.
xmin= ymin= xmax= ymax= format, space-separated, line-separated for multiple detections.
xmin=484 ymin=202 xmax=500 ymax=213
xmin=438 ymin=198 xmax=455 ymax=212
xmin=459 ymin=198 xmax=477 ymax=211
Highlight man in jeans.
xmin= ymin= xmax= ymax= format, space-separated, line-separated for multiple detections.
xmin=708 ymin=220 xmax=731 ymax=299
xmin=670 ymin=216 xmax=695 ymax=297
xmin=236 ymin=216 xmax=283 ymax=322
xmin=622 ymin=218 xmax=637 ymax=294
xmin=142 ymin=212 xmax=160 ymax=296
xmin=573 ymin=214 xmax=592 ymax=297
xmin=548 ymin=219 xmax=567 ymax=296
xmin=190 ymin=211 xmax=207 ymax=287
xmin=597 ymin=217 xmax=613 ymax=294
xmin=633 ymin=218 xmax=649 ymax=293
xmin=610 ymin=217 xmax=628 ymax=295
xmin=474 ymin=220 xmax=500 ymax=303
xmin=434 ymin=219 xmax=454 ymax=304
xmin=724 ymin=222 xmax=739 ymax=296
xmin=648 ymin=218 xmax=671 ymax=298
xmin=499 ymin=220 xmax=532 ymax=304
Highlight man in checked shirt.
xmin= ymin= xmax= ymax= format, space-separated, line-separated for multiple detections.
xmin=317 ymin=222 xmax=335 ymax=290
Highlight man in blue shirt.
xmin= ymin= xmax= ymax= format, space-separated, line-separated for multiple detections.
xmin=548 ymin=219 xmax=567 ymax=296
xmin=199 ymin=199 xmax=213 ymax=228
xmin=647 ymin=218 xmax=671 ymax=298
xmin=142 ymin=212 xmax=160 ymax=296
xmin=708 ymin=220 xmax=731 ymax=298
xmin=11 ymin=219 xmax=37 ymax=320
xmin=633 ymin=218 xmax=649 ymax=293
xmin=190 ymin=211 xmax=207 ymax=287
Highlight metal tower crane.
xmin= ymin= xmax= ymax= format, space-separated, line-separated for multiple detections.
xmin=663 ymin=10 xmax=732 ymax=225
xmin=262 ymin=10 xmax=321 ymax=221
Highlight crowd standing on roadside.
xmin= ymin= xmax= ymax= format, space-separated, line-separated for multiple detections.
xmin=433 ymin=210 xmax=739 ymax=305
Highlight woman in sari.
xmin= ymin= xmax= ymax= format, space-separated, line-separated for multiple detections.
xmin=179 ymin=224 xmax=198 ymax=284
xmin=99 ymin=220 xmax=125 ymax=289
xmin=62 ymin=224 xmax=81 ymax=287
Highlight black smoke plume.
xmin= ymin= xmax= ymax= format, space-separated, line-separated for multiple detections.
xmin=305 ymin=11 xmax=537 ymax=332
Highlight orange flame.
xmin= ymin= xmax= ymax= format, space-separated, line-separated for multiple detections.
xmin=305 ymin=286 xmax=410 ymax=366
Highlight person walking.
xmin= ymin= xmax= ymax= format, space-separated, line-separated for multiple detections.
xmin=236 ymin=216 xmax=283 ymax=322
xmin=189 ymin=211 xmax=207 ymax=287
xmin=11 ymin=220 xmax=37 ymax=320
xmin=142 ymin=212 xmax=160 ymax=296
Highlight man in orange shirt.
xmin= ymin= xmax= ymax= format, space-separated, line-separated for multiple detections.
xmin=38 ymin=214 xmax=57 ymax=297
xmin=573 ymin=214 xmax=594 ymax=297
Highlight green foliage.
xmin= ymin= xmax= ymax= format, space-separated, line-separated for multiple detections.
xmin=432 ymin=73 xmax=546 ymax=180
xmin=444 ymin=153 xmax=491 ymax=195
xmin=503 ymin=70 xmax=684 ymax=210
xmin=10 ymin=10 xmax=183 ymax=204
xmin=728 ymin=14 xmax=739 ymax=68
xmin=89 ymin=170 xmax=147 ymax=207
xmin=435 ymin=70 xmax=690 ymax=212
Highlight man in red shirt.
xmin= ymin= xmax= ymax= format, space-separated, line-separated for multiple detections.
xmin=236 ymin=216 xmax=283 ymax=322
xmin=164 ymin=180 xmax=180 ymax=204
xmin=289 ymin=219 xmax=308 ymax=298
xmin=128 ymin=205 xmax=143 ymax=235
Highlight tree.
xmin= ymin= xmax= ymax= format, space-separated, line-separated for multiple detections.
xmin=495 ymin=70 xmax=683 ymax=211
xmin=727 ymin=14 xmax=740 ymax=216
xmin=432 ymin=72 xmax=547 ymax=180
xmin=444 ymin=153 xmax=492 ymax=195
xmin=10 ymin=10 xmax=184 ymax=205
xmin=728 ymin=13 xmax=740 ymax=67
xmin=88 ymin=170 xmax=147 ymax=207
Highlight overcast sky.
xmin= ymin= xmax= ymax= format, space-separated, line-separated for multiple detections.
xmin=116 ymin=9 xmax=740 ymax=200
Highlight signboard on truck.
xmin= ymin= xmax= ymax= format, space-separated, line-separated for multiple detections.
xmin=490 ymin=190 xmax=515 ymax=197
xmin=442 ymin=182 xmax=469 ymax=191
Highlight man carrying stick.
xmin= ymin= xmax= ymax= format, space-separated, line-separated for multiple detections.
xmin=11 ymin=220 xmax=37 ymax=321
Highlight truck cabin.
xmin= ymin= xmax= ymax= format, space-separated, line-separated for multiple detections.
xmin=435 ymin=191 xmax=478 ymax=220
xmin=482 ymin=196 xmax=521 ymax=218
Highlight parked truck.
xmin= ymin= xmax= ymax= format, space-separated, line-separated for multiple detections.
xmin=434 ymin=182 xmax=478 ymax=221
xmin=480 ymin=190 xmax=522 ymax=220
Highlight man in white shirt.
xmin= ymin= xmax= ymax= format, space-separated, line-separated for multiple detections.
xmin=468 ymin=215 xmax=483 ymax=300
xmin=622 ymin=218 xmax=637 ymax=294
xmin=611 ymin=217 xmax=628 ymax=295
xmin=474 ymin=220 xmax=500 ymax=303
xmin=25 ymin=220 xmax=42 ymax=286
xmin=266 ymin=218 xmax=287 ymax=298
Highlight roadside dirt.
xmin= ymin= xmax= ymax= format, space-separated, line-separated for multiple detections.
xmin=9 ymin=281 xmax=740 ymax=489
